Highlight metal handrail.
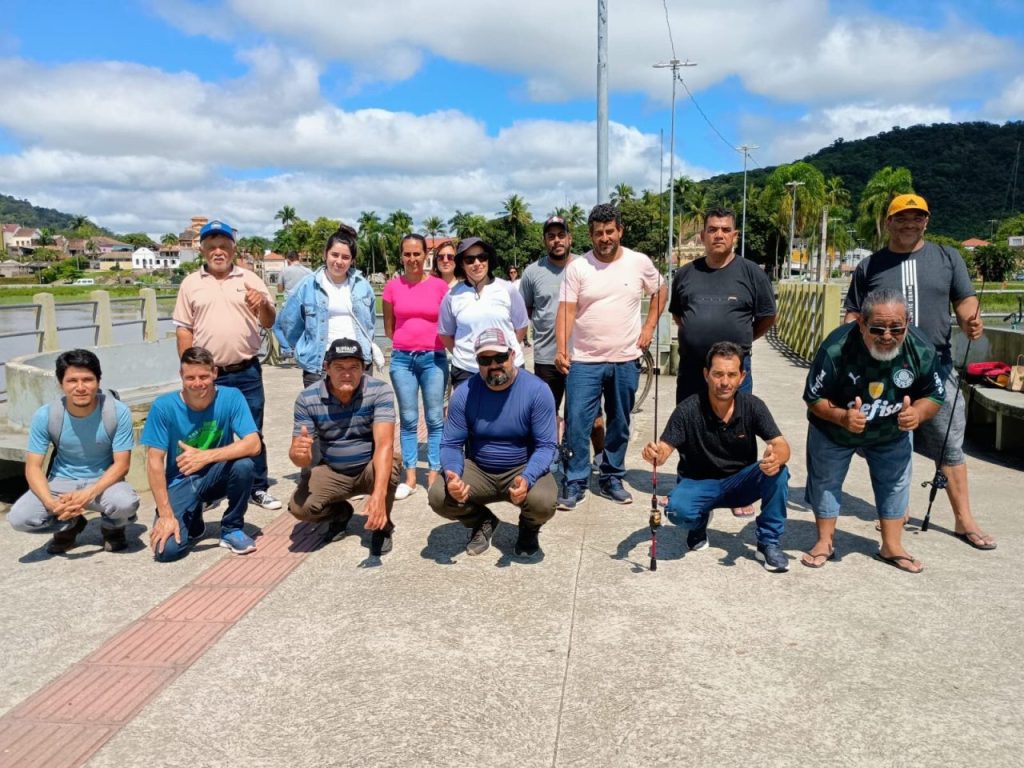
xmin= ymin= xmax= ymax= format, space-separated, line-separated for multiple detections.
xmin=58 ymin=323 xmax=100 ymax=332
xmin=0 ymin=302 xmax=44 ymax=311
xmin=0 ymin=329 xmax=44 ymax=340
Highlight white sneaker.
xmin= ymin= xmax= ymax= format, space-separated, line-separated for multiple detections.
xmin=251 ymin=490 xmax=282 ymax=510
xmin=394 ymin=483 xmax=417 ymax=501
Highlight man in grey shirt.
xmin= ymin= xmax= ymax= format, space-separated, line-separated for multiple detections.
xmin=844 ymin=193 xmax=993 ymax=550
xmin=274 ymin=251 xmax=312 ymax=359
xmin=520 ymin=217 xmax=604 ymax=459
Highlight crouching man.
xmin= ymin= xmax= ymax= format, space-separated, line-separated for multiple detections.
xmin=9 ymin=349 xmax=139 ymax=554
xmin=641 ymin=341 xmax=791 ymax=572
xmin=142 ymin=346 xmax=261 ymax=560
xmin=428 ymin=328 xmax=558 ymax=559
xmin=802 ymin=288 xmax=943 ymax=573
xmin=288 ymin=338 xmax=400 ymax=555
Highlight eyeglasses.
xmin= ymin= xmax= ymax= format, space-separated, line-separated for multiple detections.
xmin=436 ymin=253 xmax=455 ymax=261
xmin=476 ymin=351 xmax=510 ymax=366
xmin=461 ymin=254 xmax=488 ymax=265
xmin=867 ymin=325 xmax=907 ymax=337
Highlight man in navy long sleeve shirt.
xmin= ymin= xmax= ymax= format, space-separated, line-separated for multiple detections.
xmin=428 ymin=328 xmax=558 ymax=558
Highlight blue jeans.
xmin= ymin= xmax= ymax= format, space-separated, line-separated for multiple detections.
xmin=216 ymin=362 xmax=268 ymax=493
xmin=666 ymin=462 xmax=789 ymax=545
xmin=389 ymin=350 xmax=449 ymax=471
xmin=155 ymin=457 xmax=254 ymax=562
xmin=565 ymin=359 xmax=639 ymax=483
xmin=805 ymin=423 xmax=911 ymax=520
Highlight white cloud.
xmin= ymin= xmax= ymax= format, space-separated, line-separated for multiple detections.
xmin=985 ymin=75 xmax=1024 ymax=121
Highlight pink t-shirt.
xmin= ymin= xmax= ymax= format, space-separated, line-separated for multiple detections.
xmin=562 ymin=247 xmax=663 ymax=362
xmin=382 ymin=275 xmax=450 ymax=352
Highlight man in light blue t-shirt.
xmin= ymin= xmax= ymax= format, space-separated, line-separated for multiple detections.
xmin=9 ymin=349 xmax=140 ymax=554
xmin=141 ymin=346 xmax=261 ymax=561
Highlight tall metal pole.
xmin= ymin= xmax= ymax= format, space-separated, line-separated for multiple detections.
xmin=597 ymin=0 xmax=609 ymax=204
xmin=785 ymin=180 xmax=804 ymax=278
xmin=739 ymin=144 xmax=758 ymax=259
xmin=653 ymin=58 xmax=696 ymax=272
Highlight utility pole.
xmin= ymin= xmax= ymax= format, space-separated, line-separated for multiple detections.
xmin=785 ymin=180 xmax=805 ymax=278
xmin=739 ymin=144 xmax=758 ymax=259
xmin=653 ymin=58 xmax=696 ymax=272
xmin=597 ymin=0 xmax=608 ymax=205
xmin=988 ymin=218 xmax=999 ymax=240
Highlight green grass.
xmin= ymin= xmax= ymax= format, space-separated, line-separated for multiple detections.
xmin=0 ymin=285 xmax=176 ymax=305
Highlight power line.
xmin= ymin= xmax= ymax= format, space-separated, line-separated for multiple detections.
xmin=661 ymin=0 xmax=677 ymax=60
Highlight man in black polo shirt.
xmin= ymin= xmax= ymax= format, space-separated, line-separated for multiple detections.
xmin=641 ymin=341 xmax=791 ymax=572
xmin=669 ymin=205 xmax=776 ymax=518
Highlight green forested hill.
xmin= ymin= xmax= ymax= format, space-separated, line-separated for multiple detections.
xmin=0 ymin=193 xmax=80 ymax=230
xmin=701 ymin=121 xmax=1024 ymax=240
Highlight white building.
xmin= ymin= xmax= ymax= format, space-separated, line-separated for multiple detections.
xmin=132 ymin=245 xmax=198 ymax=270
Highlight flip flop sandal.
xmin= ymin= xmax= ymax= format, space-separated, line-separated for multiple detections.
xmin=954 ymin=531 xmax=997 ymax=551
xmin=874 ymin=552 xmax=923 ymax=573
xmin=800 ymin=548 xmax=835 ymax=569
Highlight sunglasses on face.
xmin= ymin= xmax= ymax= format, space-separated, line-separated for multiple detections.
xmin=461 ymin=254 xmax=488 ymax=265
xmin=867 ymin=325 xmax=907 ymax=337
xmin=436 ymin=253 xmax=455 ymax=261
xmin=476 ymin=351 xmax=510 ymax=366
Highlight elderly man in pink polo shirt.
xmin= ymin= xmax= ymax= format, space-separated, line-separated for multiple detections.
xmin=172 ymin=219 xmax=282 ymax=510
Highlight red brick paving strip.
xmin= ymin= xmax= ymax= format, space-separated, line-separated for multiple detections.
xmin=0 ymin=517 xmax=320 ymax=767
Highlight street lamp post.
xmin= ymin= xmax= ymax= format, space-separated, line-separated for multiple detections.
xmin=653 ymin=58 xmax=696 ymax=273
xmin=739 ymin=144 xmax=758 ymax=259
xmin=785 ymin=180 xmax=805 ymax=279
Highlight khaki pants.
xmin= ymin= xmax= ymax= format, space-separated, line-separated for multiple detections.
xmin=289 ymin=456 xmax=401 ymax=532
xmin=427 ymin=460 xmax=557 ymax=530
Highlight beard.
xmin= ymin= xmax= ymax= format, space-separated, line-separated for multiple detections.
xmin=486 ymin=369 xmax=511 ymax=387
xmin=867 ymin=344 xmax=901 ymax=362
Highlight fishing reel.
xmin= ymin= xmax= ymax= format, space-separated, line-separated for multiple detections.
xmin=921 ymin=469 xmax=948 ymax=491
xmin=649 ymin=496 xmax=662 ymax=529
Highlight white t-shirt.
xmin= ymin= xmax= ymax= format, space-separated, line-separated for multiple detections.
xmin=562 ymin=247 xmax=663 ymax=362
xmin=438 ymin=278 xmax=529 ymax=372
xmin=320 ymin=272 xmax=356 ymax=352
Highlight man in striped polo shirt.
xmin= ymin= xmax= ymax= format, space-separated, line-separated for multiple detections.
xmin=287 ymin=338 xmax=401 ymax=555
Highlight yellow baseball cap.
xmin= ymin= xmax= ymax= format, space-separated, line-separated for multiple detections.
xmin=887 ymin=194 xmax=929 ymax=218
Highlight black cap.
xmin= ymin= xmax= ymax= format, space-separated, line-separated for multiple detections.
xmin=324 ymin=338 xmax=362 ymax=362
xmin=543 ymin=215 xmax=568 ymax=232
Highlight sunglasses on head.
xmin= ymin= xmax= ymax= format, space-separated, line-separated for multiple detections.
xmin=476 ymin=351 xmax=510 ymax=366
xmin=867 ymin=325 xmax=907 ymax=337
xmin=461 ymin=253 xmax=488 ymax=265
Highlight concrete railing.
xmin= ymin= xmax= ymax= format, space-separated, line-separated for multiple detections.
xmin=30 ymin=288 xmax=166 ymax=352
xmin=775 ymin=281 xmax=842 ymax=361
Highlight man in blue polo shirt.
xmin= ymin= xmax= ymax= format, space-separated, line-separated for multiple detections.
xmin=287 ymin=337 xmax=400 ymax=555
xmin=428 ymin=328 xmax=558 ymax=559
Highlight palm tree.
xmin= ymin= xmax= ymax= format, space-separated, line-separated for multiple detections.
xmin=357 ymin=210 xmax=381 ymax=235
xmin=500 ymin=194 xmax=532 ymax=266
xmin=857 ymin=166 xmax=914 ymax=248
xmin=386 ymin=210 xmax=414 ymax=236
xmin=275 ymin=205 xmax=298 ymax=229
xmin=760 ymin=162 xmax=827 ymax=278
xmin=610 ymin=183 xmax=635 ymax=205
xmin=819 ymin=176 xmax=851 ymax=279
xmin=422 ymin=216 xmax=446 ymax=239
xmin=450 ymin=213 xmax=489 ymax=240
xmin=161 ymin=233 xmax=179 ymax=246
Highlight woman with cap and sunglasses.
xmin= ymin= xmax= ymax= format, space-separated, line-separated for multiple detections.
xmin=279 ymin=226 xmax=377 ymax=387
xmin=430 ymin=240 xmax=459 ymax=290
xmin=438 ymin=237 xmax=529 ymax=389
xmin=382 ymin=233 xmax=451 ymax=500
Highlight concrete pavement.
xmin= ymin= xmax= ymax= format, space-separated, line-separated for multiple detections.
xmin=1 ymin=333 xmax=1022 ymax=767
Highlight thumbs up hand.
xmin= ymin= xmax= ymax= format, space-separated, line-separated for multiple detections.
xmin=445 ymin=470 xmax=471 ymax=504
xmin=843 ymin=396 xmax=867 ymax=434
xmin=897 ymin=395 xmax=919 ymax=431
xmin=175 ymin=439 xmax=207 ymax=476
xmin=290 ymin=425 xmax=315 ymax=467
xmin=759 ymin=442 xmax=781 ymax=477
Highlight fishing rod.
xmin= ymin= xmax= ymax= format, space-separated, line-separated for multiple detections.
xmin=648 ymin=261 xmax=667 ymax=571
xmin=920 ymin=279 xmax=985 ymax=532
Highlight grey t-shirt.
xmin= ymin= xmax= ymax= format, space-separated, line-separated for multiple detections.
xmin=279 ymin=262 xmax=312 ymax=299
xmin=519 ymin=255 xmax=575 ymax=365
xmin=844 ymin=241 xmax=974 ymax=364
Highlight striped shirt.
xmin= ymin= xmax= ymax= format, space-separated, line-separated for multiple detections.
xmin=292 ymin=376 xmax=396 ymax=474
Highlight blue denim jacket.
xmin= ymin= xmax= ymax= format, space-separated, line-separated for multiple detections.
xmin=278 ymin=267 xmax=376 ymax=373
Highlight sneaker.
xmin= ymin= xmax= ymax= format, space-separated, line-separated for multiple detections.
xmin=46 ymin=515 xmax=88 ymax=554
xmin=597 ymin=477 xmax=633 ymax=505
xmin=556 ymin=480 xmax=588 ymax=511
xmin=322 ymin=502 xmax=355 ymax=543
xmin=370 ymin=529 xmax=393 ymax=556
xmin=251 ymin=490 xmax=282 ymax=510
xmin=466 ymin=513 xmax=499 ymax=556
xmin=219 ymin=529 xmax=257 ymax=555
xmin=686 ymin=526 xmax=709 ymax=551
xmin=514 ymin=525 xmax=541 ymax=558
xmin=755 ymin=542 xmax=789 ymax=573
xmin=101 ymin=526 xmax=128 ymax=552
xmin=394 ymin=483 xmax=417 ymax=501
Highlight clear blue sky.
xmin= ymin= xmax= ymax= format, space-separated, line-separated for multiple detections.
xmin=1 ymin=0 xmax=1021 ymax=236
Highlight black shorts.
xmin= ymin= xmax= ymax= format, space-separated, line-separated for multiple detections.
xmin=533 ymin=363 xmax=566 ymax=411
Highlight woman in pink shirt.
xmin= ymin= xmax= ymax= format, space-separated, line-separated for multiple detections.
xmin=383 ymin=234 xmax=452 ymax=500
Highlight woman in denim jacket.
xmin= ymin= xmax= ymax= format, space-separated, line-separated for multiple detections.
xmin=279 ymin=227 xmax=377 ymax=387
